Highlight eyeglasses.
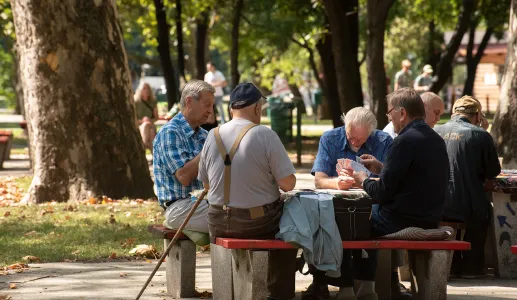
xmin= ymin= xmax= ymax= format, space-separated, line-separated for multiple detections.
xmin=386 ymin=107 xmax=398 ymax=118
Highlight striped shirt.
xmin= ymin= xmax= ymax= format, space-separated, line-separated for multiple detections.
xmin=153 ymin=112 xmax=207 ymax=206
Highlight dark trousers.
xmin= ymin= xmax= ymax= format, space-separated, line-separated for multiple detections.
xmin=449 ymin=218 xmax=489 ymax=274
xmin=312 ymin=249 xmax=377 ymax=287
xmin=208 ymin=200 xmax=297 ymax=300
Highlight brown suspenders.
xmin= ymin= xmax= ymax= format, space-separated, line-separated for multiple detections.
xmin=213 ymin=124 xmax=257 ymax=210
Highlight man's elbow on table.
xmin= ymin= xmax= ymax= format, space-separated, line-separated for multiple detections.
xmin=278 ymin=174 xmax=296 ymax=192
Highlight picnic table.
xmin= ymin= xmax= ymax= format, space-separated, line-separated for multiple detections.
xmin=486 ymin=171 xmax=517 ymax=279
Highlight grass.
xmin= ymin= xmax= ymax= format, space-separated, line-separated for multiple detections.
xmin=0 ymin=199 xmax=165 ymax=266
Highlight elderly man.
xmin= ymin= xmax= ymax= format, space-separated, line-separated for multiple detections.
xmin=434 ymin=96 xmax=501 ymax=278
xmin=198 ymin=83 xmax=297 ymax=300
xmin=353 ymin=88 xmax=449 ymax=245
xmin=307 ymin=107 xmax=392 ymax=300
xmin=384 ymin=92 xmax=444 ymax=138
xmin=153 ymin=80 xmax=215 ymax=232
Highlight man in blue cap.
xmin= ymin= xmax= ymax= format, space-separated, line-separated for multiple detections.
xmin=198 ymin=83 xmax=297 ymax=300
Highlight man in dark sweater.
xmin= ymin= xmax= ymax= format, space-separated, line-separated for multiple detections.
xmin=434 ymin=96 xmax=501 ymax=278
xmin=353 ymin=88 xmax=450 ymax=234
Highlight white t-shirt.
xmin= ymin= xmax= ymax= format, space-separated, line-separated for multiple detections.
xmin=204 ymin=70 xmax=226 ymax=97
xmin=383 ymin=122 xmax=397 ymax=138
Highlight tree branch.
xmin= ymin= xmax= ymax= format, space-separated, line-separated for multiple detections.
xmin=474 ymin=27 xmax=494 ymax=65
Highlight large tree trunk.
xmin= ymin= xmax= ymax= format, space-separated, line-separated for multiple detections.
xmin=322 ymin=0 xmax=363 ymax=113
xmin=175 ymin=0 xmax=185 ymax=79
xmin=425 ymin=21 xmax=442 ymax=72
xmin=463 ymin=26 xmax=493 ymax=96
xmin=230 ymin=0 xmax=244 ymax=88
xmin=11 ymin=0 xmax=155 ymax=203
xmin=491 ymin=0 xmax=517 ymax=169
xmin=153 ymin=0 xmax=178 ymax=110
xmin=430 ymin=0 xmax=475 ymax=93
xmin=316 ymin=34 xmax=342 ymax=128
xmin=195 ymin=10 xmax=210 ymax=80
xmin=366 ymin=0 xmax=394 ymax=129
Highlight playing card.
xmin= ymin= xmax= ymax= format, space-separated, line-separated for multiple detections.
xmin=356 ymin=156 xmax=363 ymax=164
xmin=344 ymin=158 xmax=371 ymax=176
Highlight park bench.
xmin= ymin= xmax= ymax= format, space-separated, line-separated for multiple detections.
xmin=0 ymin=135 xmax=10 ymax=169
xmin=212 ymin=238 xmax=471 ymax=300
xmin=0 ymin=130 xmax=13 ymax=161
xmin=512 ymin=245 xmax=517 ymax=254
xmin=147 ymin=225 xmax=198 ymax=298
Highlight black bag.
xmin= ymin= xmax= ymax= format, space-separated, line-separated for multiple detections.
xmin=333 ymin=196 xmax=373 ymax=241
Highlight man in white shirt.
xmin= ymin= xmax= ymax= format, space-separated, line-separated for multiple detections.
xmin=383 ymin=92 xmax=444 ymax=138
xmin=204 ymin=62 xmax=228 ymax=124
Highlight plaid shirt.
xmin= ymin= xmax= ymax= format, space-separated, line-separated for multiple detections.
xmin=153 ymin=112 xmax=207 ymax=206
xmin=311 ymin=126 xmax=393 ymax=177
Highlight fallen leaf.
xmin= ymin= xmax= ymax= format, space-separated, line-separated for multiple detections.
xmin=109 ymin=214 xmax=116 ymax=224
xmin=199 ymin=291 xmax=213 ymax=299
xmin=108 ymin=252 xmax=117 ymax=259
xmin=145 ymin=259 xmax=152 ymax=263
xmin=125 ymin=212 xmax=132 ymax=217
xmin=129 ymin=245 xmax=158 ymax=259
xmin=119 ymin=272 xmax=127 ymax=277
xmin=89 ymin=197 xmax=97 ymax=205
xmin=136 ymin=213 xmax=146 ymax=218
xmin=4 ymin=211 xmax=10 ymax=217
xmin=9 ymin=283 xmax=16 ymax=289
xmin=22 ymin=256 xmax=41 ymax=263
xmin=0 ymin=295 xmax=13 ymax=300
xmin=6 ymin=263 xmax=28 ymax=270
xmin=49 ymin=231 xmax=55 ymax=236
xmin=24 ymin=230 xmax=38 ymax=237
xmin=40 ymin=208 xmax=53 ymax=216
xmin=72 ymin=250 xmax=81 ymax=255
xmin=65 ymin=216 xmax=71 ymax=221
xmin=121 ymin=238 xmax=136 ymax=248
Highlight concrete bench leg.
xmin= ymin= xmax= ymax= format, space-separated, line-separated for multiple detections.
xmin=409 ymin=250 xmax=450 ymax=300
xmin=376 ymin=249 xmax=392 ymax=300
xmin=164 ymin=238 xmax=197 ymax=298
xmin=231 ymin=249 xmax=268 ymax=300
xmin=211 ymin=244 xmax=234 ymax=300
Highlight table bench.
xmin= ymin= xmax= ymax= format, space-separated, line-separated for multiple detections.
xmin=512 ymin=245 xmax=517 ymax=254
xmin=0 ymin=136 xmax=10 ymax=169
xmin=147 ymin=225 xmax=197 ymax=298
xmin=0 ymin=130 xmax=13 ymax=161
xmin=212 ymin=238 xmax=471 ymax=300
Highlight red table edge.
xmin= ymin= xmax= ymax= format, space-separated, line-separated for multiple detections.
xmin=512 ymin=245 xmax=517 ymax=254
xmin=216 ymin=238 xmax=471 ymax=251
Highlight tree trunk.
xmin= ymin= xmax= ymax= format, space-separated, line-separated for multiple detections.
xmin=175 ymin=0 xmax=185 ymax=79
xmin=463 ymin=26 xmax=494 ymax=96
xmin=10 ymin=0 xmax=155 ymax=203
xmin=231 ymin=0 xmax=244 ymax=88
xmin=491 ymin=0 xmax=517 ymax=168
xmin=153 ymin=0 xmax=178 ymax=110
xmin=195 ymin=10 xmax=210 ymax=80
xmin=366 ymin=0 xmax=395 ymax=129
xmin=425 ymin=21 xmax=441 ymax=73
xmin=430 ymin=0 xmax=475 ymax=93
xmin=322 ymin=0 xmax=363 ymax=114
xmin=316 ymin=34 xmax=342 ymax=128
xmin=12 ymin=46 xmax=24 ymax=117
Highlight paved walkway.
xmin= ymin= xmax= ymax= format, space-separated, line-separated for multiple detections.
xmin=1 ymin=254 xmax=516 ymax=299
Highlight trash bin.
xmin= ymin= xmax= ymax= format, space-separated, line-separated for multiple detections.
xmin=268 ymin=97 xmax=295 ymax=143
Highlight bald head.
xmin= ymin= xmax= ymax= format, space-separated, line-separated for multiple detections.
xmin=421 ymin=92 xmax=444 ymax=128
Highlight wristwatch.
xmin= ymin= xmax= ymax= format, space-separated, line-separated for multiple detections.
xmin=361 ymin=177 xmax=369 ymax=189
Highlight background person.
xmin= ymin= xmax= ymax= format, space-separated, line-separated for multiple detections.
xmin=134 ymin=81 xmax=159 ymax=153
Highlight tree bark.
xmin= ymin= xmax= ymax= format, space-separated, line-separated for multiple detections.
xmin=316 ymin=34 xmax=343 ymax=128
xmin=491 ymin=0 xmax=517 ymax=168
xmin=230 ymin=0 xmax=244 ymax=88
xmin=12 ymin=46 xmax=24 ymax=117
xmin=366 ymin=0 xmax=395 ymax=129
xmin=430 ymin=0 xmax=476 ymax=93
xmin=10 ymin=0 xmax=155 ymax=203
xmin=463 ymin=26 xmax=493 ymax=96
xmin=195 ymin=10 xmax=210 ymax=80
xmin=322 ymin=0 xmax=363 ymax=114
xmin=425 ymin=21 xmax=441 ymax=73
xmin=153 ymin=0 xmax=178 ymax=110
xmin=175 ymin=0 xmax=185 ymax=79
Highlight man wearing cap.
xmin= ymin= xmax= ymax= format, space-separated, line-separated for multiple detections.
xmin=198 ymin=83 xmax=297 ymax=300
xmin=434 ymin=95 xmax=501 ymax=278
xmin=153 ymin=80 xmax=215 ymax=232
xmin=413 ymin=65 xmax=434 ymax=93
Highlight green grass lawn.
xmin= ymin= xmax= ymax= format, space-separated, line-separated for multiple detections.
xmin=0 ymin=199 xmax=165 ymax=266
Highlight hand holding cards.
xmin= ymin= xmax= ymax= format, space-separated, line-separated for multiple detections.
xmin=337 ymin=158 xmax=371 ymax=177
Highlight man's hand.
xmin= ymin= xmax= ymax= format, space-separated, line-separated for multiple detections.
xmin=360 ymin=154 xmax=383 ymax=174
xmin=336 ymin=175 xmax=355 ymax=190
xmin=352 ymin=171 xmax=369 ymax=187
xmin=480 ymin=118 xmax=489 ymax=130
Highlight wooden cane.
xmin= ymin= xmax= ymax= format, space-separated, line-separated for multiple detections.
xmin=135 ymin=189 xmax=208 ymax=300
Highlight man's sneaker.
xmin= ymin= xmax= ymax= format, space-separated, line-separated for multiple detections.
xmin=301 ymin=283 xmax=330 ymax=300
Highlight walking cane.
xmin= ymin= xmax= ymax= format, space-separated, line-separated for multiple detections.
xmin=135 ymin=189 xmax=208 ymax=300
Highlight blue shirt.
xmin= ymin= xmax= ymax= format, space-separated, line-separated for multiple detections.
xmin=153 ymin=112 xmax=207 ymax=206
xmin=311 ymin=127 xmax=393 ymax=177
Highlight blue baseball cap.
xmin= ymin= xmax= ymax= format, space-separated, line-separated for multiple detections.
xmin=229 ymin=83 xmax=267 ymax=109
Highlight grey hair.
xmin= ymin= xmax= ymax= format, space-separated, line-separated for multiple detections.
xmin=341 ymin=107 xmax=377 ymax=134
xmin=420 ymin=92 xmax=442 ymax=105
xmin=180 ymin=80 xmax=215 ymax=108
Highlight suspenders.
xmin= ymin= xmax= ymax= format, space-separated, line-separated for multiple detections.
xmin=213 ymin=124 xmax=257 ymax=210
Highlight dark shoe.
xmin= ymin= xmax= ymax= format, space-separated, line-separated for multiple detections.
xmin=390 ymin=283 xmax=412 ymax=300
xmin=301 ymin=283 xmax=331 ymax=300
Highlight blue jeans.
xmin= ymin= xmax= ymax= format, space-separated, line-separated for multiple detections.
xmin=215 ymin=96 xmax=226 ymax=124
xmin=371 ymin=204 xmax=407 ymax=238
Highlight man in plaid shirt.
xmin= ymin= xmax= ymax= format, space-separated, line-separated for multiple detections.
xmin=153 ymin=80 xmax=215 ymax=233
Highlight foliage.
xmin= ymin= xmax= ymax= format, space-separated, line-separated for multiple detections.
xmin=0 ymin=2 xmax=15 ymax=108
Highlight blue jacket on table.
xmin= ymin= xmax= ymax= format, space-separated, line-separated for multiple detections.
xmin=363 ymin=119 xmax=450 ymax=228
